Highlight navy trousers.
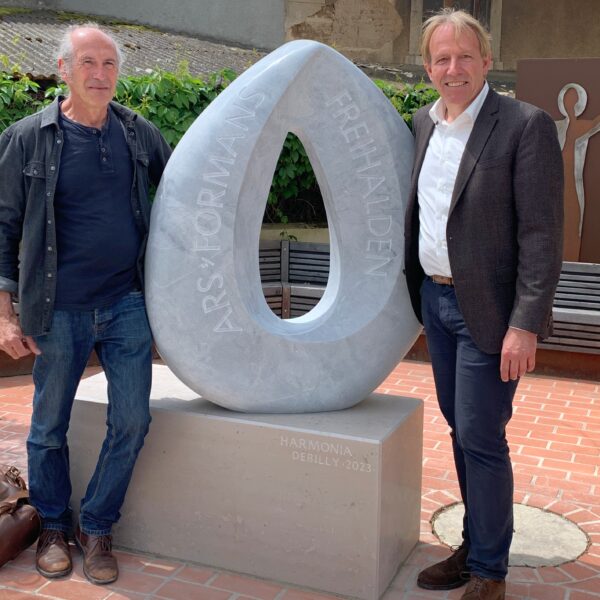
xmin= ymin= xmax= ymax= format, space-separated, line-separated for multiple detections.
xmin=421 ymin=277 xmax=518 ymax=580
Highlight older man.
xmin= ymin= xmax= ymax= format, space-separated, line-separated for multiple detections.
xmin=0 ymin=24 xmax=171 ymax=584
xmin=404 ymin=9 xmax=563 ymax=600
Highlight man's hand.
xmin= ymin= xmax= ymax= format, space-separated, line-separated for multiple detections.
xmin=500 ymin=327 xmax=537 ymax=382
xmin=0 ymin=292 xmax=40 ymax=360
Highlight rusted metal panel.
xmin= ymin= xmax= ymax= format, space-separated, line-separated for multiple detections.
xmin=517 ymin=58 xmax=600 ymax=263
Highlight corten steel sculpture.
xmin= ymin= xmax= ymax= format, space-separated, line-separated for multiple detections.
xmin=555 ymin=83 xmax=600 ymax=261
xmin=145 ymin=40 xmax=419 ymax=412
xmin=516 ymin=58 xmax=600 ymax=263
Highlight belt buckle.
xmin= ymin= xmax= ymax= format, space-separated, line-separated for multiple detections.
xmin=431 ymin=275 xmax=453 ymax=286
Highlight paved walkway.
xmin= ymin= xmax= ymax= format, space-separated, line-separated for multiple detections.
xmin=1 ymin=361 xmax=598 ymax=600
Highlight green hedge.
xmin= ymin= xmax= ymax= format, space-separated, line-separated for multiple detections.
xmin=0 ymin=65 xmax=438 ymax=224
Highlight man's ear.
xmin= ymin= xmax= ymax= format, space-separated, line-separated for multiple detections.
xmin=424 ymin=62 xmax=433 ymax=82
xmin=483 ymin=54 xmax=492 ymax=77
xmin=57 ymin=58 xmax=69 ymax=82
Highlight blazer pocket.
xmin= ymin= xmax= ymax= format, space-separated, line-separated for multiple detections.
xmin=475 ymin=153 xmax=513 ymax=171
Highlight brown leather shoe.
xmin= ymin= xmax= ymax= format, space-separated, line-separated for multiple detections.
xmin=36 ymin=529 xmax=72 ymax=578
xmin=417 ymin=543 xmax=470 ymax=590
xmin=75 ymin=526 xmax=118 ymax=585
xmin=461 ymin=575 xmax=506 ymax=599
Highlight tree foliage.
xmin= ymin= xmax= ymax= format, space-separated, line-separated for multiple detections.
xmin=0 ymin=64 xmax=438 ymax=224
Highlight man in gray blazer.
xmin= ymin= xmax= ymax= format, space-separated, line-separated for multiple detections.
xmin=404 ymin=9 xmax=563 ymax=600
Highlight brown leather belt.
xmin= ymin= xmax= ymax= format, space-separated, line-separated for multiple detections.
xmin=430 ymin=274 xmax=454 ymax=286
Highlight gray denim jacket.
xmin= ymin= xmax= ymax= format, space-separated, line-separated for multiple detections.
xmin=0 ymin=97 xmax=172 ymax=336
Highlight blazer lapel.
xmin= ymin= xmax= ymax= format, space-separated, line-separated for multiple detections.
xmin=449 ymin=88 xmax=500 ymax=216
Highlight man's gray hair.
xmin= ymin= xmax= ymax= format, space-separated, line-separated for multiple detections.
xmin=57 ymin=22 xmax=124 ymax=75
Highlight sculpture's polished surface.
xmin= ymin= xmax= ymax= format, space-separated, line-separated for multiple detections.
xmin=146 ymin=40 xmax=420 ymax=412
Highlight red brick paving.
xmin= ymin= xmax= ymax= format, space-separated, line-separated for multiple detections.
xmin=0 ymin=361 xmax=598 ymax=599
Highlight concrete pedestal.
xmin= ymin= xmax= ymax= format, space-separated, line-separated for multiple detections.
xmin=70 ymin=365 xmax=423 ymax=600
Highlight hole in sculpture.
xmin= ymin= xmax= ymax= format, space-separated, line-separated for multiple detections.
xmin=262 ymin=133 xmax=327 ymax=226
xmin=260 ymin=132 xmax=330 ymax=320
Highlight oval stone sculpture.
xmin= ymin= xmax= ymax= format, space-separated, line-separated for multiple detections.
xmin=146 ymin=40 xmax=420 ymax=413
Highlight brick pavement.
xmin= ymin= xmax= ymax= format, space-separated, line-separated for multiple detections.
xmin=1 ymin=361 xmax=598 ymax=600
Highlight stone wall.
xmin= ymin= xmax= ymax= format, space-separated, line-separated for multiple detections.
xmin=500 ymin=0 xmax=600 ymax=71
xmin=285 ymin=0 xmax=411 ymax=65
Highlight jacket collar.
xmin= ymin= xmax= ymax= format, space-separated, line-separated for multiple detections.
xmin=449 ymin=88 xmax=500 ymax=216
xmin=40 ymin=96 xmax=138 ymax=129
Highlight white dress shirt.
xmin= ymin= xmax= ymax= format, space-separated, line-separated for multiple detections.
xmin=418 ymin=82 xmax=490 ymax=277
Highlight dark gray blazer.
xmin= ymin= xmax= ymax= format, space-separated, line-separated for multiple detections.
xmin=404 ymin=88 xmax=564 ymax=354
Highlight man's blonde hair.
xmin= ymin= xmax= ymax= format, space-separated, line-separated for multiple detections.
xmin=421 ymin=8 xmax=492 ymax=65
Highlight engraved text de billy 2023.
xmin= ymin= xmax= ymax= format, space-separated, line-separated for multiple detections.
xmin=192 ymin=87 xmax=394 ymax=335
xmin=280 ymin=435 xmax=374 ymax=473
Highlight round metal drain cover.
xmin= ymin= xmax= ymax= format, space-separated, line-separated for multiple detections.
xmin=432 ymin=502 xmax=589 ymax=567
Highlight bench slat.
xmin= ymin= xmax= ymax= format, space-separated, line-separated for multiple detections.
xmin=550 ymin=328 xmax=600 ymax=341
xmin=544 ymin=337 xmax=600 ymax=348
xmin=554 ymin=308 xmax=600 ymax=326
xmin=261 ymin=244 xmax=600 ymax=354
xmin=539 ymin=339 xmax=600 ymax=352
xmin=552 ymin=322 xmax=600 ymax=334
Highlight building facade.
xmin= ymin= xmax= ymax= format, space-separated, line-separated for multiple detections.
xmin=5 ymin=0 xmax=600 ymax=71
xmin=286 ymin=0 xmax=600 ymax=71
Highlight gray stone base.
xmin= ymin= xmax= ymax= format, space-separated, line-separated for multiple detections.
xmin=70 ymin=365 xmax=423 ymax=600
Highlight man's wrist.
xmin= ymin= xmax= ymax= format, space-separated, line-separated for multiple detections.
xmin=0 ymin=291 xmax=16 ymax=318
xmin=508 ymin=326 xmax=536 ymax=336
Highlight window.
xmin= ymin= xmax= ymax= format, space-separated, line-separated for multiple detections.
xmin=423 ymin=0 xmax=491 ymax=29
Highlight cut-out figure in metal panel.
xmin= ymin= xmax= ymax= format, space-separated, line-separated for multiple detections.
xmin=555 ymin=83 xmax=600 ymax=261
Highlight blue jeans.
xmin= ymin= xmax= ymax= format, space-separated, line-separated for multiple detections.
xmin=27 ymin=291 xmax=152 ymax=536
xmin=421 ymin=278 xmax=518 ymax=580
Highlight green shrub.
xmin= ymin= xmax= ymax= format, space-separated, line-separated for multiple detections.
xmin=0 ymin=67 xmax=43 ymax=130
xmin=0 ymin=66 xmax=438 ymax=224
xmin=374 ymin=79 xmax=439 ymax=128
xmin=115 ymin=65 xmax=237 ymax=146
xmin=42 ymin=63 xmax=238 ymax=147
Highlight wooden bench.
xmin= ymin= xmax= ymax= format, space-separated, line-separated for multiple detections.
xmin=539 ymin=261 xmax=600 ymax=354
xmin=259 ymin=240 xmax=328 ymax=318
xmin=260 ymin=243 xmax=600 ymax=357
